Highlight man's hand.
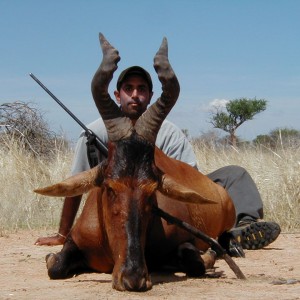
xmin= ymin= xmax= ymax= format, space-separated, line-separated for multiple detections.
xmin=34 ymin=233 xmax=66 ymax=246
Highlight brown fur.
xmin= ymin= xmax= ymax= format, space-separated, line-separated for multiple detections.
xmin=38 ymin=34 xmax=236 ymax=292
xmin=51 ymin=146 xmax=236 ymax=290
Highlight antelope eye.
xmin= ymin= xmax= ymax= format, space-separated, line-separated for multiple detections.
xmin=104 ymin=181 xmax=116 ymax=197
xmin=107 ymin=186 xmax=115 ymax=196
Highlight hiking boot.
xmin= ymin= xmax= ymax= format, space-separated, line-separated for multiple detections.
xmin=230 ymin=220 xmax=281 ymax=250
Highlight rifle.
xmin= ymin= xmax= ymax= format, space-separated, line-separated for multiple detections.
xmin=29 ymin=73 xmax=108 ymax=163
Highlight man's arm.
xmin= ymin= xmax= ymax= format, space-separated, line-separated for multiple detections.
xmin=35 ymin=135 xmax=87 ymax=246
xmin=35 ymin=195 xmax=82 ymax=246
xmin=35 ymin=119 xmax=108 ymax=246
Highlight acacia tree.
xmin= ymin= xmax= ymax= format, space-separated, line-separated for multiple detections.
xmin=210 ymin=97 xmax=267 ymax=147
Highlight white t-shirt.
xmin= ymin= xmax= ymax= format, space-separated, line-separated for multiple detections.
xmin=71 ymin=118 xmax=197 ymax=175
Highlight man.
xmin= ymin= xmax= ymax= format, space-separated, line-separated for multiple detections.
xmin=35 ymin=66 xmax=280 ymax=255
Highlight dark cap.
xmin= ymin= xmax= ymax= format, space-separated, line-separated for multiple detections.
xmin=116 ymin=66 xmax=153 ymax=91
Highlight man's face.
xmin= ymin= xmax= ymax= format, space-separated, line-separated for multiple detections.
xmin=114 ymin=75 xmax=153 ymax=119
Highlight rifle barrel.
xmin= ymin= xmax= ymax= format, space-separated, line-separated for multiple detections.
xmin=29 ymin=73 xmax=88 ymax=131
xmin=29 ymin=73 xmax=108 ymax=157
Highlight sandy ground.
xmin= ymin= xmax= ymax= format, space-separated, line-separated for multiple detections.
xmin=0 ymin=230 xmax=300 ymax=300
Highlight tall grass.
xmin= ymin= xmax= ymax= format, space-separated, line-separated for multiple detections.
xmin=1 ymin=136 xmax=299 ymax=235
xmin=0 ymin=135 xmax=72 ymax=236
xmin=192 ymin=140 xmax=300 ymax=232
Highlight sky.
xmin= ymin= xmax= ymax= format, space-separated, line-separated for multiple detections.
xmin=1 ymin=0 xmax=299 ymax=143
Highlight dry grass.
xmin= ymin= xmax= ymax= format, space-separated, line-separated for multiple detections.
xmin=0 ymin=136 xmax=72 ymax=236
xmin=1 ymin=137 xmax=299 ymax=235
xmin=192 ymin=140 xmax=300 ymax=232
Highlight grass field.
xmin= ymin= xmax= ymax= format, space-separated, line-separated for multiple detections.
xmin=1 ymin=137 xmax=299 ymax=235
xmin=192 ymin=139 xmax=300 ymax=231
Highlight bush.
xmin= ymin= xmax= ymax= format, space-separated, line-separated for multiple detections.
xmin=0 ymin=101 xmax=69 ymax=157
xmin=253 ymin=128 xmax=300 ymax=149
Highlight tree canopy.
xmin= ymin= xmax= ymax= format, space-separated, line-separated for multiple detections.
xmin=210 ymin=97 xmax=267 ymax=147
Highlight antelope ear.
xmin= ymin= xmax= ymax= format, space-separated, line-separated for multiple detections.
xmin=158 ymin=174 xmax=217 ymax=204
xmin=34 ymin=164 xmax=104 ymax=197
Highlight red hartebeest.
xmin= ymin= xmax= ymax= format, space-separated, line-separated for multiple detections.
xmin=34 ymin=33 xmax=236 ymax=291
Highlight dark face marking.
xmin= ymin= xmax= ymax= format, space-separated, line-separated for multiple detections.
xmin=102 ymin=132 xmax=158 ymax=291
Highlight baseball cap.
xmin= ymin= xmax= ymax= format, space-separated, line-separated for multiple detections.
xmin=116 ymin=66 xmax=153 ymax=91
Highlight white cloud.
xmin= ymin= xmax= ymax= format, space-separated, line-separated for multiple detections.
xmin=201 ymin=99 xmax=229 ymax=112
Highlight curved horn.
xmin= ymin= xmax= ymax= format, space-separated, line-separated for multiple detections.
xmin=91 ymin=33 xmax=133 ymax=141
xmin=34 ymin=164 xmax=105 ymax=197
xmin=135 ymin=37 xmax=180 ymax=144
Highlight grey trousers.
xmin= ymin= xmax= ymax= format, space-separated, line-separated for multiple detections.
xmin=206 ymin=165 xmax=264 ymax=226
